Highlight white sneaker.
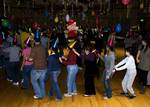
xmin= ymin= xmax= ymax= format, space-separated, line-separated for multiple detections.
xmin=103 ymin=96 xmax=108 ymax=100
xmin=13 ymin=82 xmax=19 ymax=86
xmin=33 ymin=95 xmax=41 ymax=99
xmin=7 ymin=78 xmax=13 ymax=82
xmin=72 ymin=92 xmax=77 ymax=96
xmin=84 ymin=94 xmax=90 ymax=97
xmin=64 ymin=93 xmax=72 ymax=97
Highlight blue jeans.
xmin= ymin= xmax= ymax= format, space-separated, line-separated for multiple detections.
xmin=22 ymin=65 xmax=32 ymax=88
xmin=102 ymin=71 xmax=112 ymax=98
xmin=67 ymin=64 xmax=78 ymax=94
xmin=31 ymin=69 xmax=47 ymax=98
xmin=49 ymin=71 xmax=62 ymax=100
xmin=0 ymin=55 xmax=4 ymax=67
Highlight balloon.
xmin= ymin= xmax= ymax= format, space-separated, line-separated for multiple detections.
xmin=115 ymin=23 xmax=122 ymax=33
xmin=10 ymin=15 xmax=15 ymax=21
xmin=32 ymin=22 xmax=39 ymax=29
xmin=54 ymin=16 xmax=59 ymax=23
xmin=122 ymin=0 xmax=130 ymax=5
xmin=140 ymin=3 xmax=144 ymax=9
xmin=1 ymin=19 xmax=10 ymax=28
xmin=35 ymin=30 xmax=40 ymax=39
xmin=65 ymin=14 xmax=70 ymax=22
xmin=91 ymin=10 xmax=96 ymax=16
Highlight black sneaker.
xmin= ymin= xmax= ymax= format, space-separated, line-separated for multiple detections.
xmin=128 ymin=95 xmax=136 ymax=99
xmin=120 ymin=92 xmax=129 ymax=97
xmin=140 ymin=86 xmax=146 ymax=94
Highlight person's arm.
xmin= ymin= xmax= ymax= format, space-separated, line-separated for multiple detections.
xmin=28 ymin=49 xmax=34 ymax=62
xmin=115 ymin=57 xmax=131 ymax=71
xmin=72 ymin=48 xmax=80 ymax=57
xmin=136 ymin=50 xmax=141 ymax=64
xmin=20 ymin=57 xmax=25 ymax=71
xmin=3 ymin=47 xmax=9 ymax=53
xmin=115 ymin=57 xmax=127 ymax=68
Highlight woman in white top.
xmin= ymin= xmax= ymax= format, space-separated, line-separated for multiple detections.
xmin=113 ymin=48 xmax=137 ymax=99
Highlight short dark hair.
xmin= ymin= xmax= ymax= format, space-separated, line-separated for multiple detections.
xmin=125 ymin=47 xmax=133 ymax=54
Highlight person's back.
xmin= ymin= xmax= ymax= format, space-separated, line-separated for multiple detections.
xmin=9 ymin=45 xmax=21 ymax=62
xmin=48 ymin=54 xmax=60 ymax=72
xmin=30 ymin=42 xmax=47 ymax=99
xmin=31 ymin=44 xmax=47 ymax=70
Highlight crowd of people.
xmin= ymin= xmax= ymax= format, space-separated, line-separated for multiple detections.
xmin=0 ymin=26 xmax=150 ymax=101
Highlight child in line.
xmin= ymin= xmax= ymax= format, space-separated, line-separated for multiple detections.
xmin=113 ymin=48 xmax=137 ymax=99
xmin=102 ymin=45 xmax=115 ymax=100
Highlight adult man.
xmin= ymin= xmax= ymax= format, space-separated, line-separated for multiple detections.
xmin=29 ymin=40 xmax=47 ymax=99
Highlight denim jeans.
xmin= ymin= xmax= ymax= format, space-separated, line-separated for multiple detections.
xmin=22 ymin=65 xmax=32 ymax=88
xmin=67 ymin=64 xmax=78 ymax=94
xmin=0 ymin=55 xmax=4 ymax=67
xmin=31 ymin=69 xmax=47 ymax=98
xmin=102 ymin=71 xmax=112 ymax=98
xmin=49 ymin=71 xmax=62 ymax=100
xmin=8 ymin=62 xmax=20 ymax=82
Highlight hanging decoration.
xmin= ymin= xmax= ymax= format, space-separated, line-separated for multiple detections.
xmin=65 ymin=14 xmax=70 ymax=22
xmin=115 ymin=23 xmax=122 ymax=33
xmin=35 ymin=30 xmax=40 ymax=39
xmin=67 ymin=19 xmax=77 ymax=39
xmin=54 ymin=16 xmax=59 ymax=23
xmin=140 ymin=2 xmax=144 ymax=9
xmin=91 ymin=10 xmax=96 ymax=16
xmin=1 ymin=19 xmax=11 ymax=28
xmin=122 ymin=0 xmax=130 ymax=5
xmin=32 ymin=22 xmax=39 ymax=29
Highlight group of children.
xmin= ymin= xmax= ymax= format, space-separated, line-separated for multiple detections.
xmin=0 ymin=29 xmax=150 ymax=101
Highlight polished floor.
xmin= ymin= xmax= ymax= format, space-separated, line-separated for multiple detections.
xmin=0 ymin=48 xmax=150 ymax=107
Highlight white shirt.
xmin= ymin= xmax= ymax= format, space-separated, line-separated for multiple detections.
xmin=115 ymin=55 xmax=136 ymax=71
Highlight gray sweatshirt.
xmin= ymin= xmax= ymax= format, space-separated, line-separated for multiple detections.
xmin=104 ymin=52 xmax=115 ymax=77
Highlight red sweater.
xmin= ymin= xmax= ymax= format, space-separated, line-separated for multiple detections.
xmin=63 ymin=50 xmax=77 ymax=65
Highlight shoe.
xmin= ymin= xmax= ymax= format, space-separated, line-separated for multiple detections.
xmin=103 ymin=96 xmax=108 ymax=100
xmin=64 ymin=93 xmax=72 ymax=97
xmin=140 ymin=86 xmax=146 ymax=94
xmin=21 ymin=86 xmax=27 ymax=89
xmin=33 ymin=95 xmax=41 ymax=99
xmin=128 ymin=95 xmax=136 ymax=99
xmin=72 ymin=92 xmax=77 ymax=96
xmin=84 ymin=94 xmax=91 ymax=97
xmin=56 ymin=98 xmax=62 ymax=102
xmin=13 ymin=82 xmax=19 ymax=86
xmin=120 ymin=92 xmax=129 ymax=97
xmin=7 ymin=78 xmax=13 ymax=82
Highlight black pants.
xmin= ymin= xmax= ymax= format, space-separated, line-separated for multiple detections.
xmin=138 ymin=68 xmax=149 ymax=86
xmin=84 ymin=74 xmax=96 ymax=95
xmin=8 ymin=62 xmax=20 ymax=82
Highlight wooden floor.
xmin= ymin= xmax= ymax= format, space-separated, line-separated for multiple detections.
xmin=0 ymin=48 xmax=150 ymax=107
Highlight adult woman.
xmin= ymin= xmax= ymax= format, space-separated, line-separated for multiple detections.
xmin=60 ymin=44 xmax=80 ymax=97
xmin=21 ymin=41 xmax=33 ymax=89
xmin=47 ymin=48 xmax=62 ymax=101
xmin=136 ymin=37 xmax=150 ymax=94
